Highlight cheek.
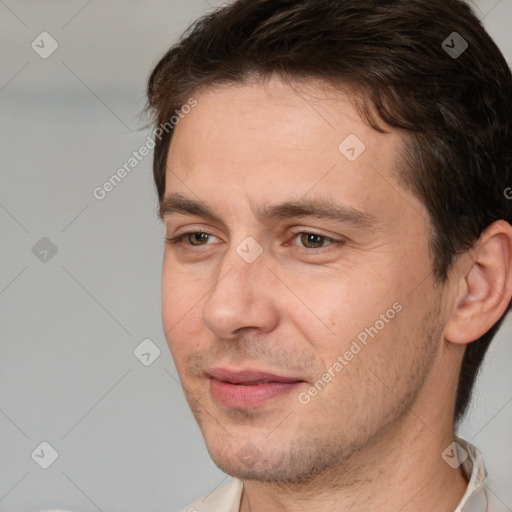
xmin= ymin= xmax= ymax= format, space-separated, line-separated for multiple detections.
xmin=162 ymin=255 xmax=199 ymax=316
xmin=289 ymin=272 xmax=389 ymax=340
xmin=161 ymin=262 xmax=206 ymax=354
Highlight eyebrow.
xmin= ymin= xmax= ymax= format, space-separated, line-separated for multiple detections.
xmin=159 ymin=193 xmax=379 ymax=231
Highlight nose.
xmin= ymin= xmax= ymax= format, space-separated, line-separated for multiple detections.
xmin=202 ymin=246 xmax=280 ymax=339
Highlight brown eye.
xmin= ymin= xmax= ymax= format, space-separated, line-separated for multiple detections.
xmin=187 ymin=232 xmax=210 ymax=246
xmin=298 ymin=233 xmax=329 ymax=249
xmin=165 ymin=231 xmax=222 ymax=250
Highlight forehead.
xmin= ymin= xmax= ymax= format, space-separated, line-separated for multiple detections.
xmin=163 ymin=75 xmax=424 ymax=225
xmin=168 ymin=76 xmax=384 ymax=169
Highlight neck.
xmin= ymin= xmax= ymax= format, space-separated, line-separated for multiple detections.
xmin=239 ymin=410 xmax=468 ymax=512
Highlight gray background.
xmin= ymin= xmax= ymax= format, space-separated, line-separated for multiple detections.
xmin=0 ymin=1 xmax=511 ymax=511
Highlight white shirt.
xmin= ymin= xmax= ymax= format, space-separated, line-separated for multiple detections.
xmin=180 ymin=438 xmax=510 ymax=512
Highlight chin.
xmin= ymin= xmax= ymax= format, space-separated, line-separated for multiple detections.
xmin=206 ymin=438 xmax=347 ymax=485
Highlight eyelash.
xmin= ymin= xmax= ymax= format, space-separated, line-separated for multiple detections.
xmin=165 ymin=231 xmax=345 ymax=251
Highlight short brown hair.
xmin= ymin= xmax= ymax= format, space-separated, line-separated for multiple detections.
xmin=146 ymin=0 xmax=512 ymax=423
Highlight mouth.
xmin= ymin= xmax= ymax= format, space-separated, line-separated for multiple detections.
xmin=207 ymin=368 xmax=306 ymax=408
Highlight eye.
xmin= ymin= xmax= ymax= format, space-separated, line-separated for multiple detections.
xmin=165 ymin=232 xmax=219 ymax=247
xmin=290 ymin=232 xmax=343 ymax=249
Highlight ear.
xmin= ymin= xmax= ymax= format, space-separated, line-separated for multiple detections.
xmin=444 ymin=220 xmax=512 ymax=345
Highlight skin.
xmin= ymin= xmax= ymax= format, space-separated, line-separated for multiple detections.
xmin=160 ymin=75 xmax=512 ymax=512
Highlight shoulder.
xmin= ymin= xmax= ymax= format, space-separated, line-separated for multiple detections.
xmin=179 ymin=477 xmax=244 ymax=512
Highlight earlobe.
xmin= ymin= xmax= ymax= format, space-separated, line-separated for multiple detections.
xmin=444 ymin=221 xmax=512 ymax=345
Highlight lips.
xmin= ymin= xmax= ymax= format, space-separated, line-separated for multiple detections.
xmin=208 ymin=368 xmax=302 ymax=385
xmin=207 ymin=367 xmax=305 ymax=408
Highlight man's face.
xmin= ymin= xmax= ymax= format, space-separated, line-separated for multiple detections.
xmin=161 ymin=76 xmax=447 ymax=482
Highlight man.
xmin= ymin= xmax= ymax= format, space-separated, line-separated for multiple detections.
xmin=146 ymin=0 xmax=512 ymax=510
